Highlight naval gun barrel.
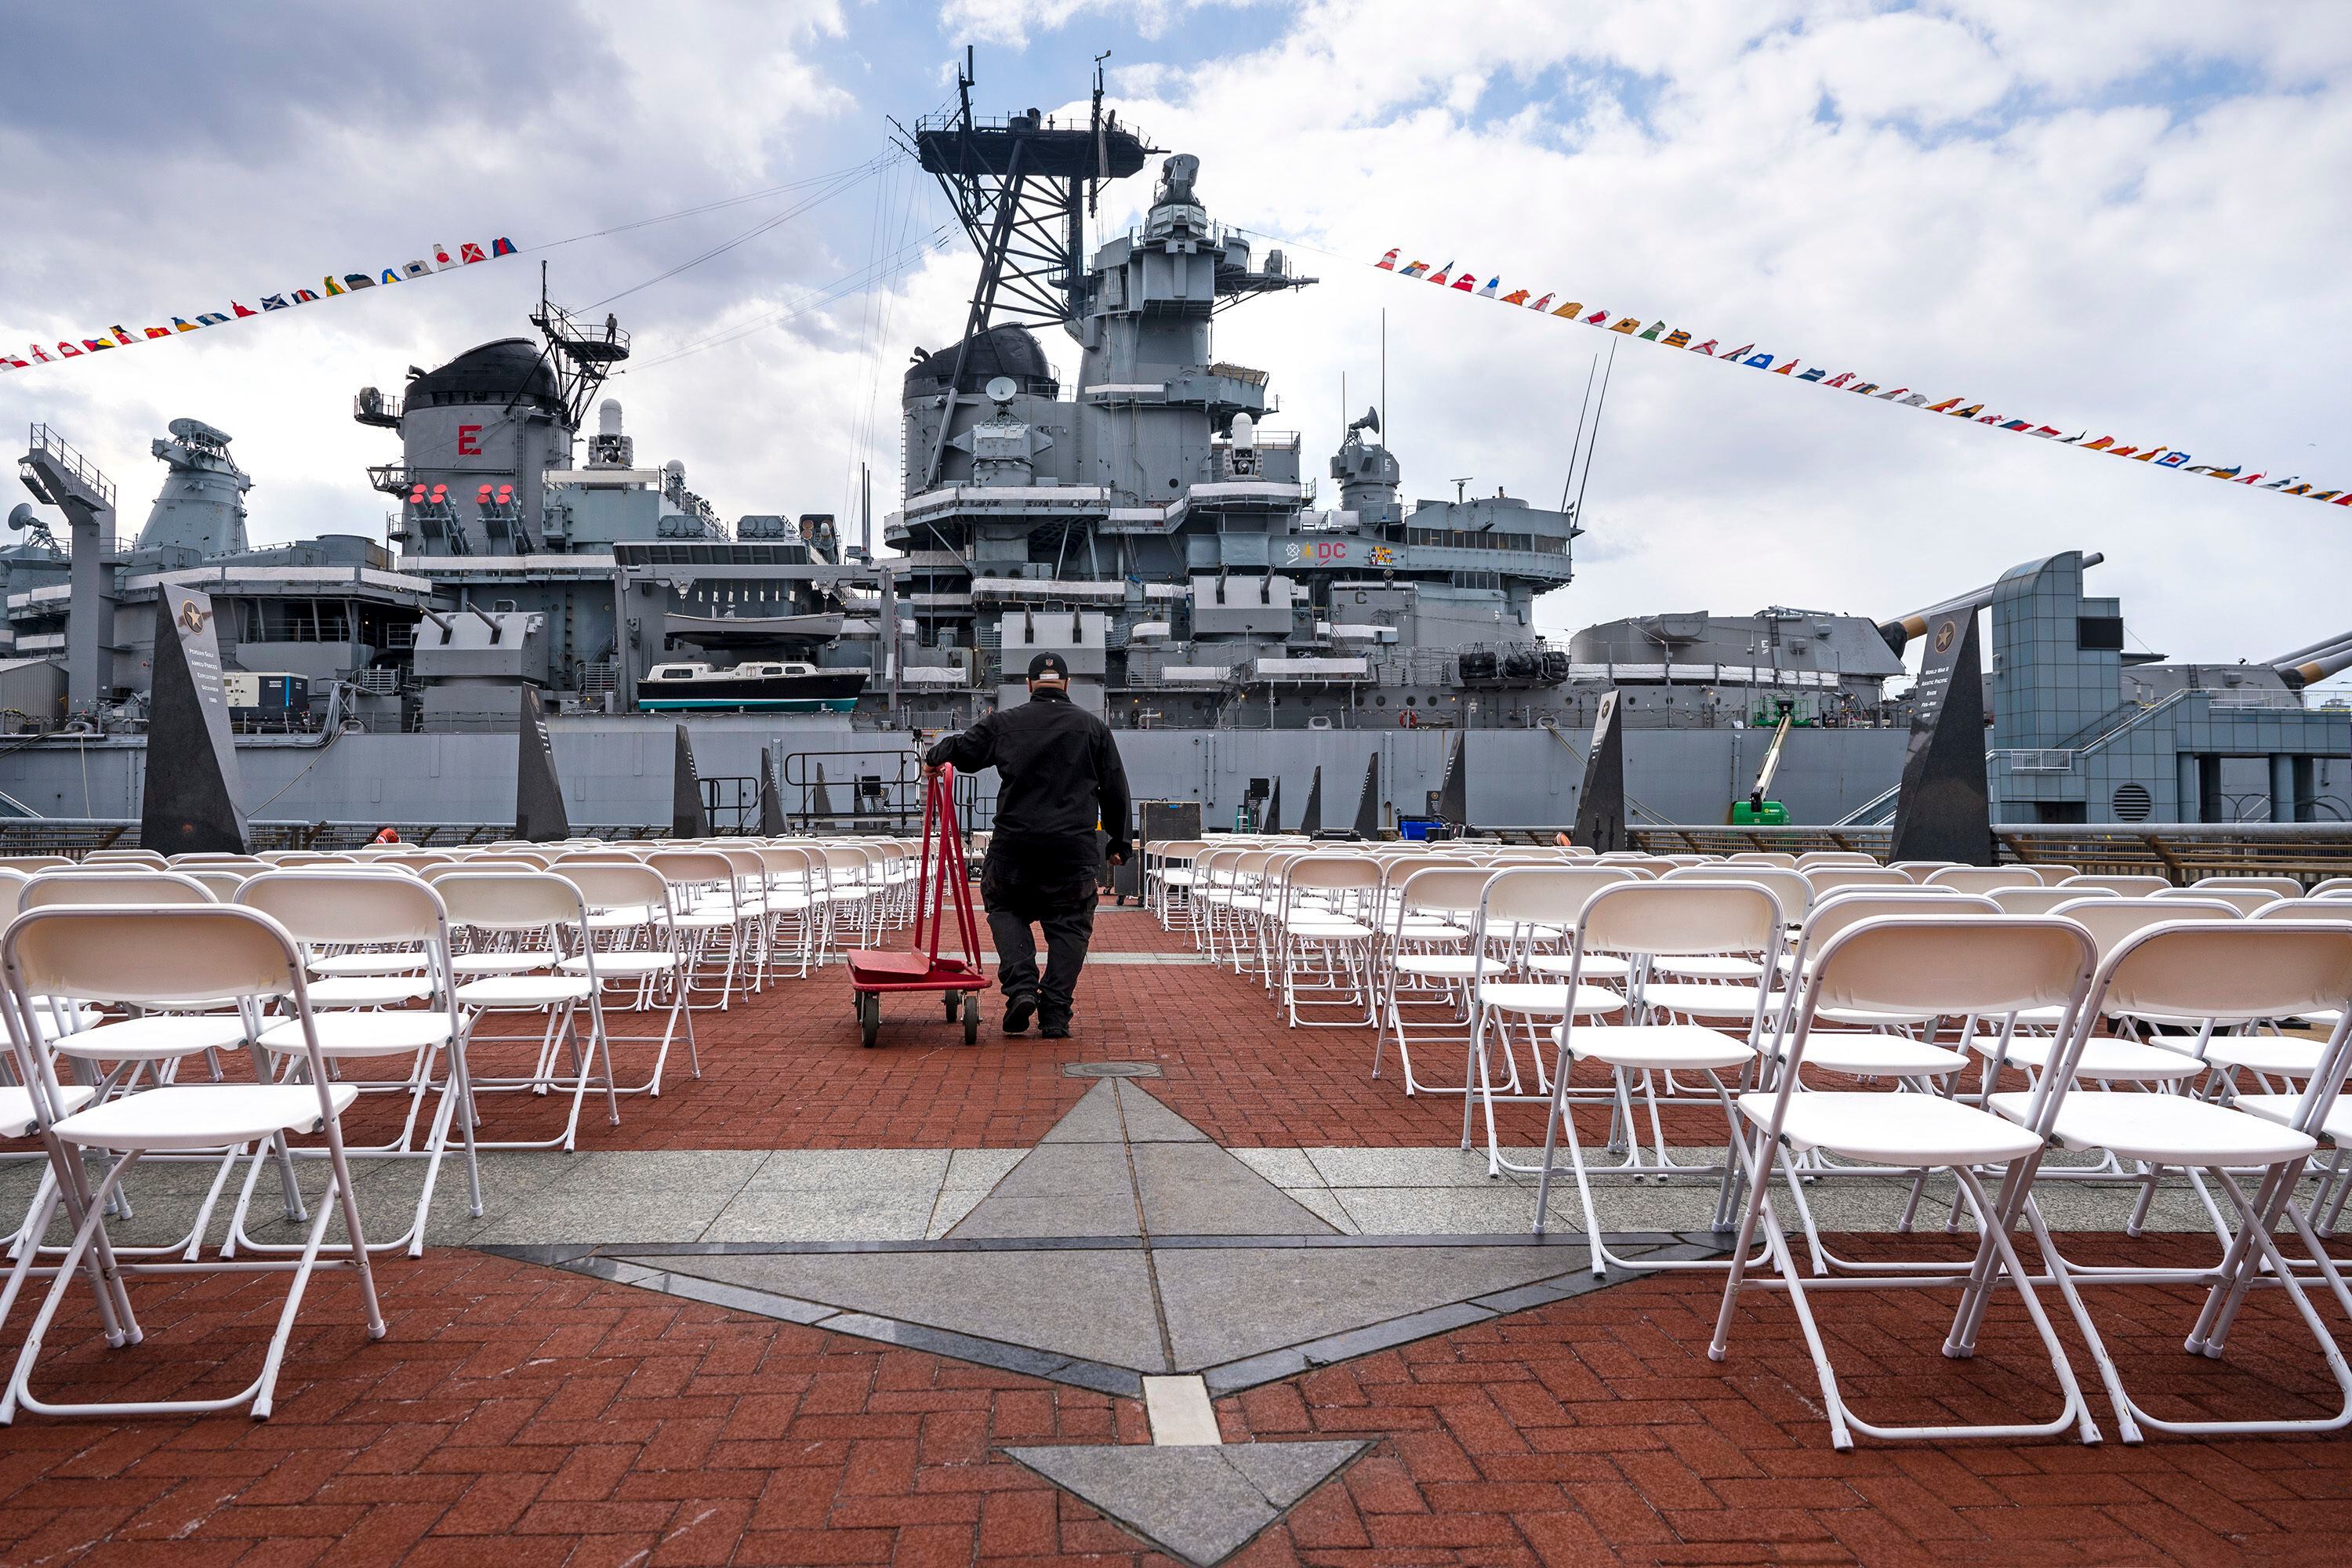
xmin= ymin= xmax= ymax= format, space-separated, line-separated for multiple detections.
xmin=1876 ymin=552 xmax=2105 ymax=655
xmin=2268 ymin=630 xmax=2352 ymax=689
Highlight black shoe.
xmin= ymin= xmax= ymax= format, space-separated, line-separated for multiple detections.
xmin=1040 ymin=1018 xmax=1070 ymax=1040
xmin=1004 ymin=998 xmax=1037 ymax=1035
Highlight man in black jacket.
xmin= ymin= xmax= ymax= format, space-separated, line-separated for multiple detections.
xmin=923 ymin=652 xmax=1131 ymax=1038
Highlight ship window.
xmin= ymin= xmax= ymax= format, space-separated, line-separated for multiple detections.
xmin=1374 ymin=695 xmax=1385 ymax=706
xmin=2077 ymin=616 xmax=2125 ymax=652
xmin=1406 ymin=695 xmax=1417 ymax=706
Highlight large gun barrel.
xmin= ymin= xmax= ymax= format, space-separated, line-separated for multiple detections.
xmin=1877 ymin=551 xmax=2105 ymax=655
xmin=2271 ymin=630 xmax=2352 ymax=690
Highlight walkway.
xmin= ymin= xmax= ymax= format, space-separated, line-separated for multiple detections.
xmin=0 ymin=905 xmax=2346 ymax=1565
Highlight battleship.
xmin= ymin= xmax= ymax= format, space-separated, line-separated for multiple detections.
xmin=2 ymin=60 xmax=2350 ymax=837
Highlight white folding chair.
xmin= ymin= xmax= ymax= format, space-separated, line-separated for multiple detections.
xmin=230 ymin=871 xmax=477 ymax=1257
xmin=647 ymin=851 xmax=756 ymax=1008
xmin=1711 ymin=915 xmax=2103 ymax=1450
xmin=1460 ymin=868 xmax=1635 ymax=1168
xmin=557 ymin=863 xmax=696 ymax=1096
xmin=1272 ymin=854 xmax=1382 ymax=1027
xmin=1982 ymin=921 xmax=2352 ymax=1440
xmin=0 ymin=904 xmax=387 ymax=1422
xmin=437 ymin=872 xmax=617 ymax=1150
xmin=1530 ymin=880 xmax=1788 ymax=1274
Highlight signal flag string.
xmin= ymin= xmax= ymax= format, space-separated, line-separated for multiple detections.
xmin=1362 ymin=244 xmax=2347 ymax=505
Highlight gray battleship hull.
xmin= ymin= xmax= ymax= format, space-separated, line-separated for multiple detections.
xmin=0 ymin=717 xmax=1910 ymax=835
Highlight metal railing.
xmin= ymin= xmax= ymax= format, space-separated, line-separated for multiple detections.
xmin=1995 ymin=749 xmax=2076 ymax=775
xmin=1611 ymin=822 xmax=2352 ymax=885
xmin=24 ymin=424 xmax=115 ymax=510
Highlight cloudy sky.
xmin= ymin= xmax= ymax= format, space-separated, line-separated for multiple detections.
xmin=5 ymin=1 xmax=2350 ymax=682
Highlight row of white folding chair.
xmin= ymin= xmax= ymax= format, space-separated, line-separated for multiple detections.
xmin=1143 ymin=840 xmax=1208 ymax=927
xmin=1465 ymin=881 xmax=2014 ymax=1178
xmin=0 ymin=899 xmax=388 ymax=1422
xmin=1500 ymin=887 xmax=2352 ymax=1449
xmin=1727 ymin=914 xmax=2352 ymax=1448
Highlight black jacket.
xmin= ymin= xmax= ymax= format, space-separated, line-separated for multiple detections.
xmin=925 ymin=688 xmax=1131 ymax=855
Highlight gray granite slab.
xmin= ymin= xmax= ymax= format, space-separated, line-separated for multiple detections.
xmin=1038 ymin=1080 xmax=1126 ymax=1143
xmin=472 ymin=1149 xmax=764 ymax=1244
xmin=700 ymin=1188 xmax=938 ymax=1243
xmin=631 ymin=1247 xmax=1169 ymax=1372
xmin=1114 ymin=1080 xmax=1213 ymax=1142
xmin=946 ymin=1192 xmax=1142 ymax=1240
xmin=982 ymin=1142 xmax=1134 ymax=1200
xmin=1005 ymin=1441 xmax=1367 ymax=1567
xmin=943 ymin=1148 xmax=1027 ymax=1189
xmin=1152 ymin=1245 xmax=1584 ymax=1370
xmin=1304 ymin=1145 xmax=1531 ymax=1189
xmin=1273 ymin=1187 xmax=1358 ymax=1235
xmin=1131 ymin=1144 xmax=1338 ymax=1237
xmin=1225 ymin=1149 xmax=1321 ymax=1187
xmin=744 ymin=1149 xmax=952 ymax=1191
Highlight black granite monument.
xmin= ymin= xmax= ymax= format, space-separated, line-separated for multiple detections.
xmin=140 ymin=586 xmax=248 ymax=854
xmin=1572 ymin=691 xmax=1628 ymax=853
xmin=757 ymin=746 xmax=786 ymax=835
xmin=1351 ymin=753 xmax=1381 ymax=839
xmin=1889 ymin=608 xmax=1994 ymax=865
xmin=672 ymin=725 xmax=710 ymax=838
xmin=515 ymin=687 xmax=570 ymax=841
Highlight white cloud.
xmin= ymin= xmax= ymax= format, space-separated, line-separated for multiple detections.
xmin=937 ymin=0 xmax=1263 ymax=48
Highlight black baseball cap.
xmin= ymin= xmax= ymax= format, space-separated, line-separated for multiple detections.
xmin=1027 ymin=652 xmax=1070 ymax=681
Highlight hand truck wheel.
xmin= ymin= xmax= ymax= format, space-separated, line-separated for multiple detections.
xmin=858 ymin=992 xmax=880 ymax=1047
xmin=961 ymin=991 xmax=979 ymax=1044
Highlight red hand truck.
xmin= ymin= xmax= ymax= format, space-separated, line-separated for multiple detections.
xmin=846 ymin=763 xmax=989 ymax=1047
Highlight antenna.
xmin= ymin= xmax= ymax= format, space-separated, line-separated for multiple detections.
xmin=860 ymin=460 xmax=872 ymax=557
xmin=1450 ymin=477 xmax=1472 ymax=505
xmin=1379 ymin=308 xmax=1387 ymax=447
xmin=1091 ymin=51 xmax=1112 ymax=217
xmin=1559 ymin=353 xmax=1598 ymax=514
xmin=1570 ymin=338 xmax=1616 ymax=530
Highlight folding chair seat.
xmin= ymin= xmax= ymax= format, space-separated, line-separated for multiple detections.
xmin=1993 ymin=1089 xmax=2316 ymax=1166
xmin=1767 ymin=1029 xmax=1969 ymax=1079
xmin=310 ymin=948 xmax=430 ymax=977
xmin=1965 ymin=1030 xmax=2201 ymax=1083
xmin=1755 ymin=1090 xmax=2044 ymax=1167
xmin=0 ymin=904 xmax=387 ymax=1423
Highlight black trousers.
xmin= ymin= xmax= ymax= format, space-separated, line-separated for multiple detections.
xmin=982 ymin=836 xmax=1099 ymax=1026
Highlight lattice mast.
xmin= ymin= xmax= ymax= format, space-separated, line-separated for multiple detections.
xmin=898 ymin=50 xmax=1153 ymax=486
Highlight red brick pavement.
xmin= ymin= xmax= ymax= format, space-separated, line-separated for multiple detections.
xmin=0 ymin=1240 xmax=2347 ymax=1566
xmin=350 ymin=903 xmax=1587 ymax=1153
xmin=381 ymin=902 xmax=1875 ymax=1155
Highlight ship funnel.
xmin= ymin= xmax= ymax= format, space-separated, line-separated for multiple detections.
xmin=1878 ymin=550 xmax=2103 ymax=655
